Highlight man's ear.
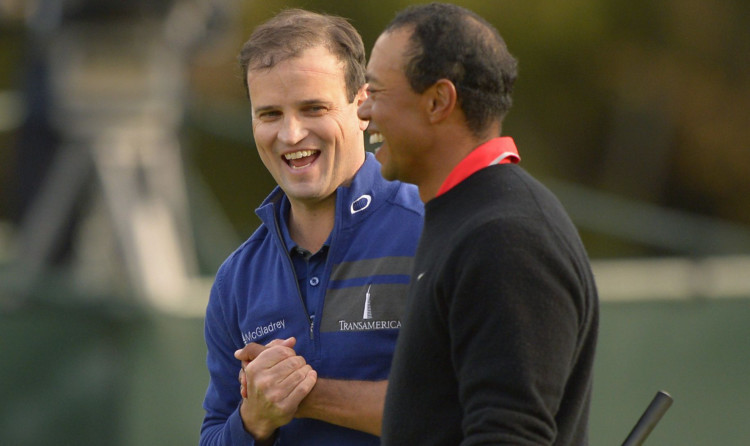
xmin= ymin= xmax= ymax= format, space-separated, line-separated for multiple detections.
xmin=426 ymin=79 xmax=457 ymax=124
xmin=356 ymin=83 xmax=369 ymax=107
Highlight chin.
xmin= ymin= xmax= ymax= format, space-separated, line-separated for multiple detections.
xmin=375 ymin=148 xmax=391 ymax=172
xmin=379 ymin=165 xmax=399 ymax=182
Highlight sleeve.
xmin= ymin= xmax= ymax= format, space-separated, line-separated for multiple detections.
xmin=447 ymin=218 xmax=583 ymax=445
xmin=200 ymin=273 xmax=275 ymax=446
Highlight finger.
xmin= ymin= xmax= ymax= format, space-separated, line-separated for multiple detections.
xmin=282 ymin=368 xmax=317 ymax=407
xmin=245 ymin=346 xmax=302 ymax=381
xmin=262 ymin=366 xmax=317 ymax=416
xmin=265 ymin=337 xmax=296 ymax=348
xmin=248 ymin=355 xmax=308 ymax=401
xmin=234 ymin=342 xmax=268 ymax=362
xmin=277 ymin=363 xmax=315 ymax=392
xmin=240 ymin=371 xmax=248 ymax=399
xmin=234 ymin=337 xmax=297 ymax=362
xmin=269 ymin=355 xmax=308 ymax=380
xmin=251 ymin=355 xmax=307 ymax=390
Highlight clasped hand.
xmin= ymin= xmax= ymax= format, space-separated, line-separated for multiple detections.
xmin=234 ymin=337 xmax=318 ymax=441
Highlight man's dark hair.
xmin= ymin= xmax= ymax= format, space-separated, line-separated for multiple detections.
xmin=386 ymin=2 xmax=518 ymax=136
xmin=238 ymin=9 xmax=366 ymax=102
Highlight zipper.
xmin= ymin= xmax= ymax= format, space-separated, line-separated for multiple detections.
xmin=272 ymin=214 xmax=314 ymax=340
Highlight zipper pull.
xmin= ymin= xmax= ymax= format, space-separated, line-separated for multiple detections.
xmin=309 ymin=315 xmax=315 ymax=340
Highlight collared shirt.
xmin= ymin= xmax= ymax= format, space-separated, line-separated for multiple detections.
xmin=436 ymin=136 xmax=520 ymax=197
xmin=278 ymin=196 xmax=330 ymax=321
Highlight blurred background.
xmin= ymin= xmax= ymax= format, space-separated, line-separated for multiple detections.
xmin=1 ymin=0 xmax=749 ymax=444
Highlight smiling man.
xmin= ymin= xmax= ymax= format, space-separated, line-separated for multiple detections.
xmin=359 ymin=3 xmax=599 ymax=445
xmin=199 ymin=9 xmax=423 ymax=446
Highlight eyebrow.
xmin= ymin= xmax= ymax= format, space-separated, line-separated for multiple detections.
xmin=298 ymin=99 xmax=333 ymax=107
xmin=253 ymin=104 xmax=276 ymax=114
xmin=253 ymin=99 xmax=333 ymax=114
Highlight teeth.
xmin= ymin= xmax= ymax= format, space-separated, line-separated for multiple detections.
xmin=284 ymin=150 xmax=316 ymax=160
xmin=369 ymin=133 xmax=384 ymax=144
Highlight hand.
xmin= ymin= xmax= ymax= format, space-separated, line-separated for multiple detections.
xmin=236 ymin=338 xmax=295 ymax=398
xmin=234 ymin=338 xmax=317 ymax=441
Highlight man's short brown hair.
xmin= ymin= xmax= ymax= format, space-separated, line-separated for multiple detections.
xmin=239 ymin=9 xmax=366 ymax=102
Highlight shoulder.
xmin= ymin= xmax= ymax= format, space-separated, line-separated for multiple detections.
xmin=447 ymin=165 xmax=578 ymax=241
xmin=214 ymin=224 xmax=272 ymax=286
xmin=431 ymin=166 xmax=582 ymax=268
xmin=385 ymin=181 xmax=424 ymax=217
xmin=342 ymin=155 xmax=424 ymax=233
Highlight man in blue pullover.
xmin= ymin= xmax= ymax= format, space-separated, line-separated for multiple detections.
xmin=199 ymin=9 xmax=423 ymax=446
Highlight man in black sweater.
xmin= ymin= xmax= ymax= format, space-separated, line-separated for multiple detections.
xmin=357 ymin=3 xmax=599 ymax=445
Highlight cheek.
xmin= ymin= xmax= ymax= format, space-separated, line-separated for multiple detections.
xmin=253 ymin=124 xmax=277 ymax=150
xmin=253 ymin=135 xmax=278 ymax=168
xmin=380 ymin=99 xmax=410 ymax=130
xmin=255 ymin=148 xmax=276 ymax=174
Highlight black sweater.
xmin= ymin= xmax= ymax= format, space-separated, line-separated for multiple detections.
xmin=382 ymin=164 xmax=598 ymax=445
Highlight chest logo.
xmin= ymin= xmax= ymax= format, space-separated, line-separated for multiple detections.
xmin=242 ymin=319 xmax=286 ymax=345
xmin=336 ymin=283 xmax=402 ymax=331
xmin=350 ymin=194 xmax=372 ymax=214
xmin=363 ymin=284 xmax=373 ymax=320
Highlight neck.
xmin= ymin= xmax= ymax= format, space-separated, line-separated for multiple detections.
xmin=417 ymin=169 xmax=452 ymax=203
xmin=418 ymin=124 xmax=499 ymax=203
xmin=287 ymin=194 xmax=337 ymax=253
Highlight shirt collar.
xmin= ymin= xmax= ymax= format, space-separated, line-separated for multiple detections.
xmin=277 ymin=194 xmax=331 ymax=254
xmin=277 ymin=195 xmax=297 ymax=253
xmin=436 ymin=136 xmax=520 ymax=197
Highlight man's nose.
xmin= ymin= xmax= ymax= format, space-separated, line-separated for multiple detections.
xmin=357 ymin=97 xmax=371 ymax=121
xmin=278 ymin=115 xmax=308 ymax=145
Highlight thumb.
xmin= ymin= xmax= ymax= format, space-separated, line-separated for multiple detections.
xmin=234 ymin=342 xmax=268 ymax=362
xmin=265 ymin=336 xmax=297 ymax=348
xmin=234 ymin=337 xmax=297 ymax=361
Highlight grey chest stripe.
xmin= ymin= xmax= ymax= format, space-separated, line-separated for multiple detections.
xmin=330 ymin=256 xmax=414 ymax=282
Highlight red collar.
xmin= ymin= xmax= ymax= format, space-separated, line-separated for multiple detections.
xmin=436 ymin=137 xmax=520 ymax=197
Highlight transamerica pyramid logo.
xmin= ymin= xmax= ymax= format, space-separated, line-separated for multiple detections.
xmin=363 ymin=284 xmax=373 ymax=319
xmin=336 ymin=283 xmax=401 ymax=331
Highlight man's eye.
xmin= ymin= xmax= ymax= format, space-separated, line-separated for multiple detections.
xmin=258 ymin=111 xmax=281 ymax=119
xmin=306 ymin=106 xmax=327 ymax=114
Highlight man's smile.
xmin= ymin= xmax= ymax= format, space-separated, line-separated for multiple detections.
xmin=283 ymin=149 xmax=320 ymax=169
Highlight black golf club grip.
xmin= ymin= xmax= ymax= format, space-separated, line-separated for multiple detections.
xmin=621 ymin=390 xmax=673 ymax=446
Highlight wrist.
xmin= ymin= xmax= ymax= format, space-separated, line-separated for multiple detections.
xmin=240 ymin=400 xmax=277 ymax=443
xmin=294 ymin=380 xmax=321 ymax=419
xmin=254 ymin=432 xmax=277 ymax=446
